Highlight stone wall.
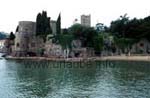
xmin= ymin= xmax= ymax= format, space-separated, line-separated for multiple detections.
xmin=131 ymin=39 xmax=150 ymax=54
xmin=45 ymin=41 xmax=63 ymax=57
xmin=14 ymin=21 xmax=44 ymax=56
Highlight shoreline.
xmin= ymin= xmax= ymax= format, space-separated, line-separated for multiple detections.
xmin=4 ymin=55 xmax=150 ymax=62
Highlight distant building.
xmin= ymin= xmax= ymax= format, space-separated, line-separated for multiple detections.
xmin=0 ymin=39 xmax=9 ymax=53
xmin=50 ymin=20 xmax=57 ymax=35
xmin=95 ymin=23 xmax=105 ymax=32
xmin=81 ymin=15 xmax=91 ymax=27
xmin=2 ymin=38 xmax=14 ymax=54
xmin=0 ymin=39 xmax=5 ymax=50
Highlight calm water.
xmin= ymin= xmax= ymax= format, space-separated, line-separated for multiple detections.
xmin=0 ymin=58 xmax=150 ymax=98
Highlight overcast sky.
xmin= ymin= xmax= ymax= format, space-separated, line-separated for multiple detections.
xmin=0 ymin=0 xmax=150 ymax=33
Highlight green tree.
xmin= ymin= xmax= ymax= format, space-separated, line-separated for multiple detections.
xmin=69 ymin=24 xmax=98 ymax=47
xmin=110 ymin=14 xmax=129 ymax=37
xmin=82 ymin=27 xmax=98 ymax=47
xmin=110 ymin=14 xmax=150 ymax=40
xmin=36 ymin=11 xmax=52 ymax=42
xmin=56 ymin=13 xmax=61 ymax=35
xmin=62 ymin=28 xmax=68 ymax=34
xmin=57 ymin=34 xmax=73 ymax=49
xmin=9 ymin=32 xmax=15 ymax=40
xmin=69 ymin=23 xmax=84 ymax=39
xmin=36 ymin=13 xmax=42 ymax=35
xmin=114 ymin=37 xmax=136 ymax=53
xmin=93 ymin=34 xmax=104 ymax=55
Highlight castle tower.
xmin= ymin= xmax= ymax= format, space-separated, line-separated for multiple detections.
xmin=14 ymin=21 xmax=36 ymax=56
xmin=81 ymin=14 xmax=91 ymax=27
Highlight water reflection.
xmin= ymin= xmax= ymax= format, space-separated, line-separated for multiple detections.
xmin=9 ymin=60 xmax=98 ymax=98
xmin=0 ymin=59 xmax=150 ymax=98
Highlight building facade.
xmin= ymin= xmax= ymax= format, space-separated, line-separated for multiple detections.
xmin=81 ymin=15 xmax=91 ymax=27
xmin=14 ymin=21 xmax=44 ymax=56
xmin=95 ymin=23 xmax=105 ymax=32
xmin=0 ymin=39 xmax=5 ymax=51
xmin=0 ymin=38 xmax=11 ymax=53
xmin=131 ymin=39 xmax=150 ymax=54
xmin=50 ymin=20 xmax=57 ymax=35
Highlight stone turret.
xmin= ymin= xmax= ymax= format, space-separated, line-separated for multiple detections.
xmin=14 ymin=21 xmax=38 ymax=56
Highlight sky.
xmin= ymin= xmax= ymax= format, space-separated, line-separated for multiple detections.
xmin=0 ymin=0 xmax=150 ymax=33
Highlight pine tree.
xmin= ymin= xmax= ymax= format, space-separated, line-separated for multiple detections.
xmin=36 ymin=11 xmax=52 ymax=42
xmin=36 ymin=13 xmax=42 ymax=36
xmin=56 ymin=13 xmax=61 ymax=35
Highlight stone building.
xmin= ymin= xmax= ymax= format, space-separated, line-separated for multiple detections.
xmin=131 ymin=39 xmax=150 ymax=54
xmin=0 ymin=36 xmax=15 ymax=55
xmin=71 ymin=39 xmax=94 ymax=58
xmin=2 ymin=38 xmax=11 ymax=54
xmin=81 ymin=15 xmax=91 ymax=27
xmin=45 ymin=34 xmax=63 ymax=57
xmin=14 ymin=21 xmax=44 ymax=57
xmin=0 ymin=39 xmax=6 ymax=52
xmin=50 ymin=20 xmax=57 ymax=35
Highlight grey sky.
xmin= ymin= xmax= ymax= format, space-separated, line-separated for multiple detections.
xmin=0 ymin=0 xmax=150 ymax=33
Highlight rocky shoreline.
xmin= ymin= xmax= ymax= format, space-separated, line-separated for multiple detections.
xmin=4 ymin=55 xmax=150 ymax=62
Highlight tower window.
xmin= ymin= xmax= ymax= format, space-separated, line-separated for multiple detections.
xmin=16 ymin=43 xmax=20 ymax=47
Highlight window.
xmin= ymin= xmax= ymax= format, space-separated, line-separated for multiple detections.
xmin=16 ymin=43 xmax=20 ymax=47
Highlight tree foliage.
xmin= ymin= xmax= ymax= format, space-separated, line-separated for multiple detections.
xmin=110 ymin=14 xmax=129 ymax=38
xmin=69 ymin=24 xmax=98 ymax=48
xmin=93 ymin=34 xmax=104 ymax=53
xmin=69 ymin=24 xmax=83 ymax=39
xmin=9 ymin=32 xmax=15 ymax=40
xmin=56 ymin=34 xmax=73 ymax=49
xmin=109 ymin=14 xmax=150 ymax=40
xmin=114 ymin=37 xmax=137 ymax=53
xmin=36 ymin=11 xmax=52 ymax=42
xmin=56 ymin=13 xmax=61 ymax=35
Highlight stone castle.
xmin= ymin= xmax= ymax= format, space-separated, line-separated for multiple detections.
xmin=13 ymin=20 xmax=65 ymax=57
xmin=14 ymin=21 xmax=44 ymax=56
